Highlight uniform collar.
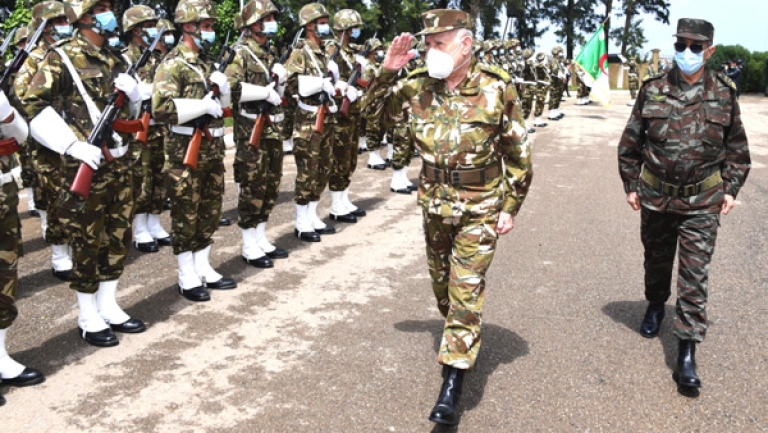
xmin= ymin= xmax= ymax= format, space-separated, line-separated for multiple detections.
xmin=245 ymin=37 xmax=267 ymax=56
xmin=175 ymin=41 xmax=204 ymax=64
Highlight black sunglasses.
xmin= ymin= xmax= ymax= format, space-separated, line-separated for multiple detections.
xmin=674 ymin=42 xmax=707 ymax=54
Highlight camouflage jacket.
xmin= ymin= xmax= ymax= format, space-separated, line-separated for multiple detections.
xmin=152 ymin=43 xmax=226 ymax=165
xmin=327 ymin=41 xmax=363 ymax=116
xmin=628 ymin=63 xmax=639 ymax=79
xmin=618 ymin=67 xmax=750 ymax=214
xmin=22 ymin=30 xmax=134 ymax=173
xmin=14 ymin=39 xmax=61 ymax=172
xmin=225 ymin=37 xmax=282 ymax=142
xmin=366 ymin=58 xmax=533 ymax=217
xmin=549 ymin=57 xmax=565 ymax=81
xmin=285 ymin=38 xmax=336 ymax=125
xmin=122 ymin=41 xmax=165 ymax=141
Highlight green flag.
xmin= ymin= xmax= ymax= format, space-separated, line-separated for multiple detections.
xmin=574 ymin=24 xmax=611 ymax=106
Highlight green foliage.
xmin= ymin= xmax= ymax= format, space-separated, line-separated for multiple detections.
xmin=212 ymin=0 xmax=238 ymax=56
xmin=2 ymin=0 xmax=32 ymax=35
xmin=707 ymin=45 xmax=767 ymax=93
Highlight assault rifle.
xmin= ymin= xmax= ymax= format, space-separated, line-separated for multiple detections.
xmin=314 ymin=32 xmax=344 ymax=134
xmin=248 ymin=28 xmax=303 ymax=150
xmin=183 ymin=31 xmax=243 ymax=170
xmin=339 ymin=32 xmax=376 ymax=118
xmin=70 ymin=26 xmax=166 ymax=198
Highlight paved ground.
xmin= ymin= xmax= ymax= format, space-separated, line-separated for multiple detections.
xmin=3 ymin=92 xmax=767 ymax=432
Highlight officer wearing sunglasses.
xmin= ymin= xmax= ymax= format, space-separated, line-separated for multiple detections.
xmin=617 ymin=18 xmax=751 ymax=394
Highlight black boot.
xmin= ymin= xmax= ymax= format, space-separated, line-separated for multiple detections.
xmin=673 ymin=339 xmax=701 ymax=389
xmin=428 ymin=365 xmax=464 ymax=425
xmin=640 ymin=302 xmax=665 ymax=338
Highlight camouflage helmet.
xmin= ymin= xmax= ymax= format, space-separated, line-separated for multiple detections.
xmin=369 ymin=37 xmax=382 ymax=51
xmin=482 ymin=40 xmax=492 ymax=52
xmin=242 ymin=0 xmax=278 ymax=28
xmin=14 ymin=25 xmax=29 ymax=45
xmin=123 ymin=5 xmax=158 ymax=32
xmin=551 ymin=46 xmax=563 ymax=55
xmin=156 ymin=18 xmax=174 ymax=33
xmin=333 ymin=9 xmax=363 ymax=31
xmin=509 ymin=38 xmax=520 ymax=48
xmin=535 ymin=52 xmax=547 ymax=62
xmin=299 ymin=3 xmax=329 ymax=27
xmin=31 ymin=1 xmax=67 ymax=29
xmin=233 ymin=14 xmax=244 ymax=30
xmin=472 ymin=40 xmax=482 ymax=53
xmin=522 ymin=48 xmax=533 ymax=59
xmin=174 ymin=0 xmax=217 ymax=24
xmin=65 ymin=0 xmax=112 ymax=24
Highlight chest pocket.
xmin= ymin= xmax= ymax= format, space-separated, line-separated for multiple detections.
xmin=642 ymin=103 xmax=671 ymax=141
xmin=702 ymin=104 xmax=730 ymax=146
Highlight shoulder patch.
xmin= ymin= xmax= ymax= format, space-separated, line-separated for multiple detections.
xmin=479 ymin=63 xmax=511 ymax=83
xmin=406 ymin=66 xmax=428 ymax=79
xmin=716 ymin=71 xmax=737 ymax=91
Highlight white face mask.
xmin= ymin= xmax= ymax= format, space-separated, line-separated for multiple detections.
xmin=425 ymin=38 xmax=467 ymax=80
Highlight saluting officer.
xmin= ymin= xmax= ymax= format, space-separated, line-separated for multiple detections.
xmin=618 ymin=18 xmax=750 ymax=391
xmin=368 ymin=10 xmax=533 ymax=425
xmin=23 ymin=0 xmax=147 ymax=347
xmin=225 ymin=0 xmax=290 ymax=268
xmin=152 ymin=0 xmax=237 ymax=302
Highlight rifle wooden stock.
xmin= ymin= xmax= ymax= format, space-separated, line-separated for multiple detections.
xmin=314 ymin=105 xmax=326 ymax=134
xmin=249 ymin=114 xmax=266 ymax=150
xmin=183 ymin=128 xmax=203 ymax=170
xmin=222 ymin=107 xmax=233 ymax=118
xmin=135 ymin=111 xmax=151 ymax=144
xmin=339 ymin=97 xmax=351 ymax=118
xmin=0 ymin=138 xmax=20 ymax=156
xmin=101 ymin=143 xmax=114 ymax=163
xmin=70 ymin=163 xmax=94 ymax=198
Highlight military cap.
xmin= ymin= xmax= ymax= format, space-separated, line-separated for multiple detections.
xmin=333 ymin=9 xmax=363 ymax=31
xmin=242 ymin=0 xmax=278 ymax=28
xmin=14 ymin=26 xmax=29 ymax=45
xmin=123 ymin=5 xmax=158 ymax=32
xmin=299 ymin=3 xmax=329 ymax=27
xmin=174 ymin=0 xmax=217 ymax=24
xmin=673 ymin=18 xmax=714 ymax=42
xmin=416 ymin=9 xmax=474 ymax=36
xmin=31 ymin=1 xmax=67 ymax=29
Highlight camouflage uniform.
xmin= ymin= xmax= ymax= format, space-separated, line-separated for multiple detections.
xmin=519 ymin=49 xmax=536 ymax=121
xmin=547 ymin=46 xmax=566 ymax=117
xmin=367 ymin=22 xmax=533 ymax=369
xmin=618 ymin=64 xmax=750 ymax=343
xmin=362 ymin=40 xmax=386 ymax=163
xmin=627 ymin=58 xmax=639 ymax=100
xmin=533 ymin=52 xmax=550 ymax=121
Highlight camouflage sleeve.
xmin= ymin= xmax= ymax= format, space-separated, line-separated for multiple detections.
xmin=363 ymin=67 xmax=412 ymax=131
xmin=21 ymin=49 xmax=67 ymax=120
xmin=284 ymin=48 xmax=307 ymax=101
xmin=151 ymin=59 xmax=181 ymax=125
xmin=499 ymin=80 xmax=533 ymax=215
xmin=617 ymin=85 xmax=647 ymax=193
xmin=225 ymin=48 xmax=247 ymax=102
xmin=722 ymin=97 xmax=750 ymax=197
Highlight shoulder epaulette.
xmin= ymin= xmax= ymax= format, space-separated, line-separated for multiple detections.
xmin=406 ymin=66 xmax=428 ymax=79
xmin=479 ymin=63 xmax=511 ymax=83
xmin=641 ymin=70 xmax=666 ymax=85
xmin=716 ymin=71 xmax=737 ymax=91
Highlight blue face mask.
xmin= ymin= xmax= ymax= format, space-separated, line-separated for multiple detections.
xmin=262 ymin=21 xmax=278 ymax=36
xmin=108 ymin=37 xmax=120 ymax=48
xmin=675 ymin=47 xmax=705 ymax=75
xmin=350 ymin=28 xmax=361 ymax=40
xmin=194 ymin=30 xmax=215 ymax=49
xmin=316 ymin=23 xmax=330 ymax=37
xmin=94 ymin=11 xmax=118 ymax=34
xmin=142 ymin=27 xmax=158 ymax=45
xmin=54 ymin=25 xmax=73 ymax=39
xmin=163 ymin=34 xmax=175 ymax=47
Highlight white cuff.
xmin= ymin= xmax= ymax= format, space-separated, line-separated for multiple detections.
xmin=29 ymin=107 xmax=78 ymax=154
xmin=239 ymin=83 xmax=270 ymax=103
xmin=298 ymin=75 xmax=324 ymax=97
xmin=173 ymin=98 xmax=208 ymax=124
xmin=0 ymin=109 xmax=29 ymax=144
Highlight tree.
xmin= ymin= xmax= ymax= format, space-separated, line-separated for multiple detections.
xmin=541 ymin=0 xmax=601 ymax=58
xmin=611 ymin=0 xmax=670 ymax=56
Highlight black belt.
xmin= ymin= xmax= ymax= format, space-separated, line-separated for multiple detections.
xmin=421 ymin=162 xmax=501 ymax=186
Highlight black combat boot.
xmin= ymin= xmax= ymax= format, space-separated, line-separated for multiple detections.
xmin=428 ymin=365 xmax=464 ymax=425
xmin=640 ymin=302 xmax=665 ymax=338
xmin=673 ymin=339 xmax=701 ymax=388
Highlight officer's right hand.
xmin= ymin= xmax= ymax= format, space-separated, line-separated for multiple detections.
xmin=383 ymin=33 xmax=416 ymax=72
xmin=202 ymin=92 xmax=223 ymax=118
xmin=66 ymin=141 xmax=102 ymax=170
xmin=626 ymin=192 xmax=640 ymax=210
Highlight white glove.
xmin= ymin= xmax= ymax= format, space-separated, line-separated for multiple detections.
xmin=264 ymin=82 xmax=282 ymax=106
xmin=138 ymin=81 xmax=153 ymax=101
xmin=271 ymin=64 xmax=287 ymax=84
xmin=322 ymin=77 xmax=335 ymax=98
xmin=66 ymin=141 xmax=102 ymax=170
xmin=326 ymin=60 xmax=340 ymax=82
xmin=202 ymin=91 xmax=223 ymax=118
xmin=345 ymin=85 xmax=359 ymax=103
xmin=209 ymin=71 xmax=230 ymax=96
xmin=0 ymin=90 xmax=11 ymax=121
xmin=114 ymin=73 xmax=141 ymax=103
xmin=354 ymin=55 xmax=368 ymax=71
xmin=334 ymin=80 xmax=349 ymax=95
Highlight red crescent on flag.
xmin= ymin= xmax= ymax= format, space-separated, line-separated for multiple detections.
xmin=599 ymin=53 xmax=608 ymax=75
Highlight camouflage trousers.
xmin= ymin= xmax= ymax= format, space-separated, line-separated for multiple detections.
xmin=423 ymin=210 xmax=500 ymax=369
xmin=577 ymin=80 xmax=590 ymax=98
xmin=281 ymin=101 xmax=296 ymax=141
xmin=236 ymin=138 xmax=283 ymax=228
xmin=628 ymin=77 xmax=639 ymax=99
xmin=293 ymin=121 xmax=333 ymax=205
xmin=0 ymin=180 xmax=20 ymax=329
xmin=132 ymin=132 xmax=168 ymax=215
xmin=534 ymin=84 xmax=549 ymax=117
xmin=391 ymin=122 xmax=414 ymax=171
xmin=548 ymin=78 xmax=565 ymax=110
xmin=641 ymin=207 xmax=719 ymax=342
xmin=34 ymin=166 xmax=68 ymax=245
xmin=18 ymin=145 xmax=35 ymax=190
xmin=329 ymin=112 xmax=361 ymax=191
xmin=166 ymin=160 xmax=224 ymax=255
xmin=521 ymin=85 xmax=535 ymax=119
xmin=54 ymin=164 xmax=134 ymax=294
xmin=365 ymin=115 xmax=384 ymax=152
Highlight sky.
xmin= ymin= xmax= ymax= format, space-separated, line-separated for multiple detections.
xmin=534 ymin=0 xmax=768 ymax=57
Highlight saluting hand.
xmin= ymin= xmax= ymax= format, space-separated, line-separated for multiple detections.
xmin=383 ymin=33 xmax=416 ymax=73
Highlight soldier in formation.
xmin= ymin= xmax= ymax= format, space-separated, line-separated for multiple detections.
xmin=627 ymin=56 xmax=639 ymax=106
